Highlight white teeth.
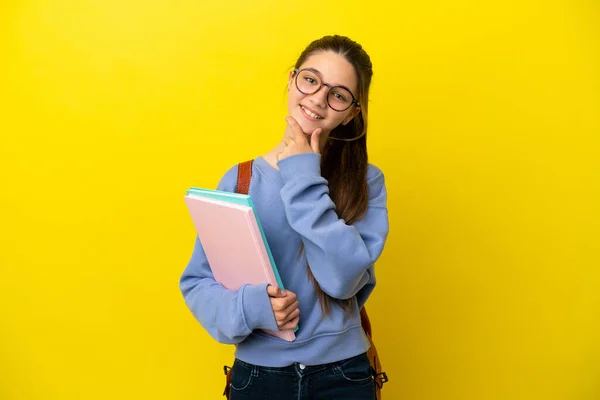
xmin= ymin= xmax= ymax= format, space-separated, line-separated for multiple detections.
xmin=302 ymin=106 xmax=322 ymax=119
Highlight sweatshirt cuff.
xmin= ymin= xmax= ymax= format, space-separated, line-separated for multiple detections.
xmin=241 ymin=283 xmax=279 ymax=332
xmin=277 ymin=153 xmax=321 ymax=182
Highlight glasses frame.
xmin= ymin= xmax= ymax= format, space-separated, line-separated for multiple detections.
xmin=293 ymin=68 xmax=360 ymax=112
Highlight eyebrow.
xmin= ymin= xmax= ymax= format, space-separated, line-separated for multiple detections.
xmin=303 ymin=67 xmax=355 ymax=94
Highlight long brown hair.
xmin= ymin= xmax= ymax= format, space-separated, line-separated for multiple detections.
xmin=294 ymin=35 xmax=373 ymax=315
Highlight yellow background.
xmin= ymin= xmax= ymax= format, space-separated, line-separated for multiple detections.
xmin=1 ymin=1 xmax=599 ymax=399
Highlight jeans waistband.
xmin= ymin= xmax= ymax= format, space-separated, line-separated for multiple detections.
xmin=235 ymin=352 xmax=369 ymax=376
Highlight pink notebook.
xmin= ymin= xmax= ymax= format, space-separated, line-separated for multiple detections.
xmin=184 ymin=194 xmax=296 ymax=342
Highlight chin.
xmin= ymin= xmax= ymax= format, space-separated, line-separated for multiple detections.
xmin=301 ymin=124 xmax=317 ymax=136
xmin=293 ymin=115 xmax=313 ymax=135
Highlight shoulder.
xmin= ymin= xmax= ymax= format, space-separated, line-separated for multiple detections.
xmin=366 ymin=163 xmax=384 ymax=183
xmin=217 ymin=158 xmax=270 ymax=193
xmin=366 ymin=163 xmax=387 ymax=205
xmin=216 ymin=163 xmax=240 ymax=192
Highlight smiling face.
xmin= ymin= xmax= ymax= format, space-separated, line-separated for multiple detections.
xmin=287 ymin=50 xmax=361 ymax=138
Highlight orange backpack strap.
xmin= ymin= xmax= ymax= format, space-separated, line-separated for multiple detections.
xmin=360 ymin=307 xmax=372 ymax=337
xmin=236 ymin=160 xmax=253 ymax=195
xmin=362 ymin=306 xmax=388 ymax=399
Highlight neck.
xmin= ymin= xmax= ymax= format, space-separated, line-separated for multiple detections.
xmin=262 ymin=127 xmax=328 ymax=169
xmin=262 ymin=141 xmax=287 ymax=170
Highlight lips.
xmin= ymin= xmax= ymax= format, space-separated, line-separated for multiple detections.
xmin=300 ymin=105 xmax=324 ymax=120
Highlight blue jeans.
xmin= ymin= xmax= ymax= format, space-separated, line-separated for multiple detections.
xmin=229 ymin=352 xmax=377 ymax=400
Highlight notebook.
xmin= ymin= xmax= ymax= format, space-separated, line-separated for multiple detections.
xmin=184 ymin=189 xmax=296 ymax=342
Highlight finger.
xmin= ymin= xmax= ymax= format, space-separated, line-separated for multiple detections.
xmin=275 ymin=305 xmax=296 ymax=324
xmin=273 ymin=298 xmax=297 ymax=315
xmin=277 ymin=149 xmax=291 ymax=163
xmin=276 ymin=304 xmax=296 ymax=319
xmin=281 ymin=291 xmax=297 ymax=306
xmin=279 ymin=316 xmax=300 ymax=331
xmin=267 ymin=285 xmax=286 ymax=298
xmin=282 ymin=307 xmax=300 ymax=325
xmin=310 ymin=128 xmax=322 ymax=154
xmin=277 ymin=308 xmax=300 ymax=328
xmin=272 ymin=297 xmax=290 ymax=312
xmin=285 ymin=116 xmax=305 ymax=140
xmin=282 ymin=300 xmax=299 ymax=316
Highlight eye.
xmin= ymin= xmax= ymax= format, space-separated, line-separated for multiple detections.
xmin=332 ymin=91 xmax=347 ymax=102
xmin=304 ymin=76 xmax=317 ymax=85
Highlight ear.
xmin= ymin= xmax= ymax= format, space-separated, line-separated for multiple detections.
xmin=342 ymin=107 xmax=361 ymax=126
xmin=288 ymin=70 xmax=295 ymax=92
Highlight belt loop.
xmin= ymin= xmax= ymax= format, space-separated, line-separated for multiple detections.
xmin=332 ymin=364 xmax=342 ymax=375
xmin=251 ymin=364 xmax=259 ymax=378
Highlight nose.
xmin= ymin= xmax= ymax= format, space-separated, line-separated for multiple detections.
xmin=309 ymin=84 xmax=328 ymax=109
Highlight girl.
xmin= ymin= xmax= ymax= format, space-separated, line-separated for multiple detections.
xmin=180 ymin=35 xmax=389 ymax=400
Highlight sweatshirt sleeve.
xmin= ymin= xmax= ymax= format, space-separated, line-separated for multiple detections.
xmin=179 ymin=166 xmax=280 ymax=344
xmin=277 ymin=153 xmax=389 ymax=300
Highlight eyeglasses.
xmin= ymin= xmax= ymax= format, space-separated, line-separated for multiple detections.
xmin=293 ymin=68 xmax=360 ymax=112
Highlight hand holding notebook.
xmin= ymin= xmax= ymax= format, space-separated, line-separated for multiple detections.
xmin=266 ymin=285 xmax=300 ymax=332
xmin=183 ymin=188 xmax=296 ymax=342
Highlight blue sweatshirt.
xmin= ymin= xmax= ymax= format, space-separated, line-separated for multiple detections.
xmin=180 ymin=153 xmax=389 ymax=367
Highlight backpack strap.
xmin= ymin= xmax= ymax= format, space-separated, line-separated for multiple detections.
xmin=236 ymin=160 xmax=254 ymax=195
xmin=360 ymin=307 xmax=372 ymax=337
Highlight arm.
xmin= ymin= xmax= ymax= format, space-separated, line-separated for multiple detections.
xmin=179 ymin=166 xmax=280 ymax=344
xmin=180 ymin=237 xmax=280 ymax=344
xmin=278 ymin=153 xmax=389 ymax=300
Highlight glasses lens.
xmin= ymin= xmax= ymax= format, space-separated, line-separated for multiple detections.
xmin=295 ymin=69 xmax=355 ymax=112
xmin=327 ymin=87 xmax=353 ymax=111
xmin=296 ymin=70 xmax=321 ymax=94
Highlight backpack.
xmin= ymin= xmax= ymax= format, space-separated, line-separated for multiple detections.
xmin=223 ymin=160 xmax=388 ymax=399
